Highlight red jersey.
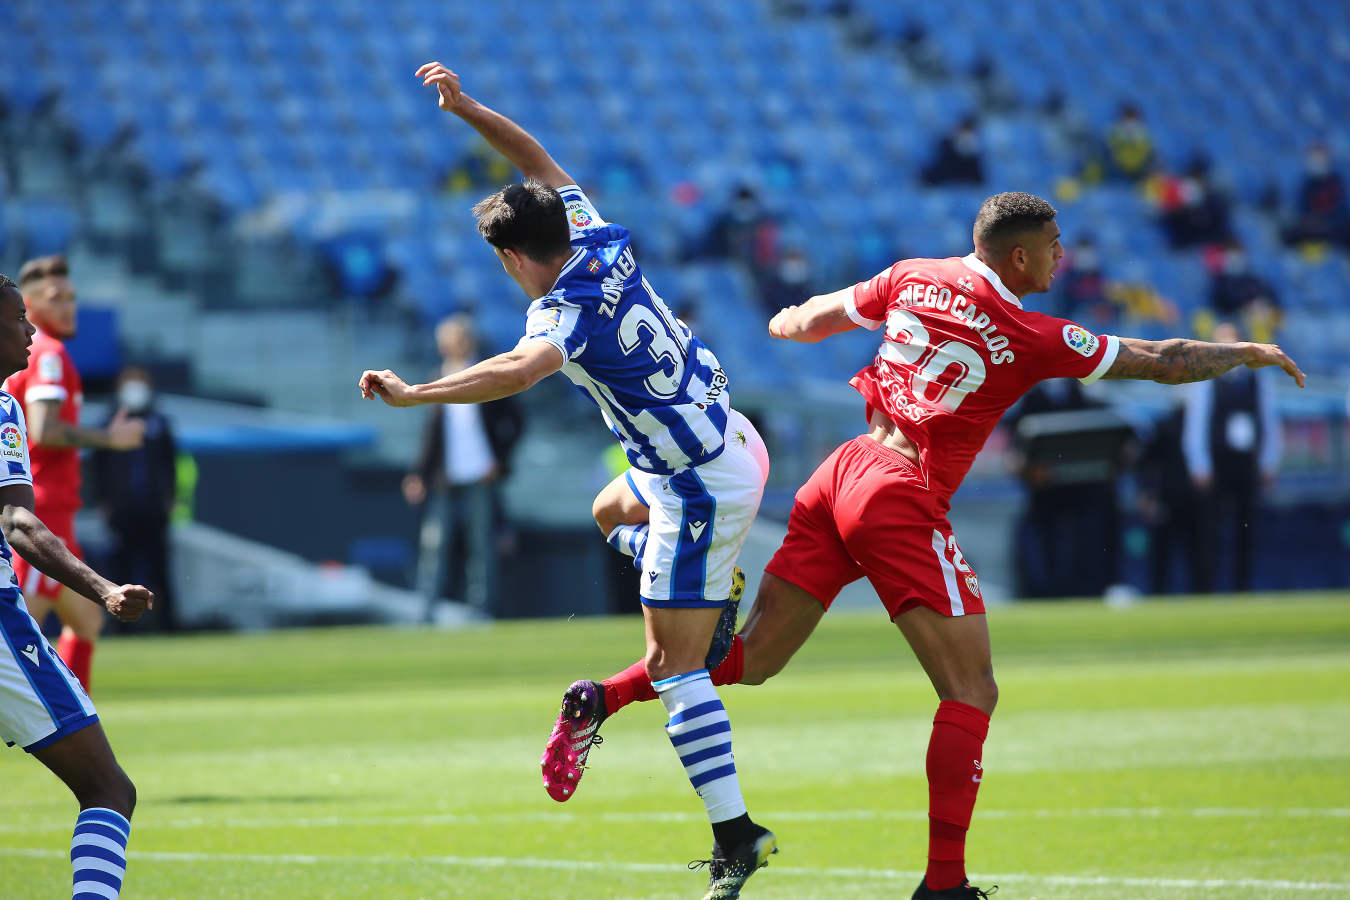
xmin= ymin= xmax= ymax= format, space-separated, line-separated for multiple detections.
xmin=2 ymin=330 xmax=82 ymax=512
xmin=845 ymin=254 xmax=1119 ymax=512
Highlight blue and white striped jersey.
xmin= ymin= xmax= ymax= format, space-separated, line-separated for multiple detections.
xmin=522 ymin=185 xmax=730 ymax=475
xmin=0 ymin=391 xmax=33 ymax=589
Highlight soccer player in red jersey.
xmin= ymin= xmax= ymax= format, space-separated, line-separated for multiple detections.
xmin=3 ymin=256 xmax=144 ymax=692
xmin=548 ymin=193 xmax=1305 ymax=899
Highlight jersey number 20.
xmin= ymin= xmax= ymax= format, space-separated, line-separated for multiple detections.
xmin=880 ymin=308 xmax=986 ymax=412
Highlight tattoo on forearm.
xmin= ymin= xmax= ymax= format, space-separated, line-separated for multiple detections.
xmin=1107 ymin=339 xmax=1248 ymax=384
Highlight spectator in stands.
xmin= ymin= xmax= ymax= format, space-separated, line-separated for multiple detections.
xmin=1182 ymin=321 xmax=1282 ymax=592
xmin=1282 ymin=141 xmax=1350 ymax=251
xmin=898 ymin=21 xmax=946 ymax=79
xmin=89 ymin=366 xmax=178 ymax=631
xmin=1007 ymin=379 xmax=1124 ymax=598
xmin=442 ymin=136 xmax=514 ymax=194
xmin=1104 ymin=103 xmax=1155 ymax=182
xmin=759 ymin=246 xmax=814 ymax=316
xmin=921 ymin=115 xmax=985 ymax=186
xmin=1207 ymin=240 xmax=1280 ymax=320
xmin=1054 ymin=234 xmax=1109 ymax=323
xmin=693 ymin=183 xmax=781 ymax=278
xmin=970 ymin=53 xmax=1018 ymax=113
xmin=1154 ymin=155 xmax=1232 ymax=249
xmin=403 ymin=314 xmax=523 ymax=617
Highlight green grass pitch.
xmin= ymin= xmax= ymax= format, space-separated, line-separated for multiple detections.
xmin=1 ymin=593 xmax=1347 ymax=898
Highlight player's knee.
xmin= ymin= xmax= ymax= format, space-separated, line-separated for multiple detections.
xmin=953 ymin=671 xmax=998 ymax=715
xmin=592 ymin=494 xmax=617 ymax=536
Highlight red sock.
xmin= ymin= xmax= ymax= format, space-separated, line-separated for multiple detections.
xmin=602 ymin=636 xmax=746 ymax=714
xmin=57 ymin=633 xmax=95 ymax=693
xmin=924 ymin=700 xmax=990 ymax=891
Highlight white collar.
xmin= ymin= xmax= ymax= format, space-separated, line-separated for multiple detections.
xmin=961 ymin=253 xmax=1023 ymax=309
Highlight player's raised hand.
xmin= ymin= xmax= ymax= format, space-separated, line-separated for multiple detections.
xmin=358 ymin=368 xmax=420 ymax=407
xmin=106 ymin=408 xmax=145 ymax=450
xmin=416 ymin=62 xmax=464 ymax=112
xmin=1245 ymin=343 xmax=1306 ymax=387
xmin=101 ymin=584 xmax=153 ymax=623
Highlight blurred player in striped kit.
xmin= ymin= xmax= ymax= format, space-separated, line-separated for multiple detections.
xmin=0 ymin=273 xmax=154 ymax=899
xmin=359 ymin=62 xmax=775 ymax=899
xmin=2 ymin=255 xmax=144 ymax=691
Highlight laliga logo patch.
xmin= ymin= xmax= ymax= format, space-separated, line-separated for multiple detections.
xmin=1062 ymin=323 xmax=1098 ymax=357
xmin=567 ymin=203 xmax=593 ymax=228
xmin=0 ymin=423 xmax=22 ymax=461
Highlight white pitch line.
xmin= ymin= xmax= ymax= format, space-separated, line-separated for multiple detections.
xmin=0 ymin=806 xmax=1346 ymax=834
xmin=0 ymin=847 xmax=1346 ymax=893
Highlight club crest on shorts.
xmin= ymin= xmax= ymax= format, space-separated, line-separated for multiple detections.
xmin=964 ymin=572 xmax=981 ymax=597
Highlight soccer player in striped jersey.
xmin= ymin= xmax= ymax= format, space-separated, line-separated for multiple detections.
xmin=0 ymin=274 xmax=154 ymax=899
xmin=358 ymin=62 xmax=776 ymax=898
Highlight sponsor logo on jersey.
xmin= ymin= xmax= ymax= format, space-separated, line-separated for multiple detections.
xmin=688 ymin=520 xmax=707 ymax=541
xmin=38 ymin=352 xmax=63 ymax=383
xmin=1062 ymin=324 xmax=1098 ymax=357
xmin=21 ymin=643 xmax=40 ymax=666
xmin=0 ymin=423 xmax=22 ymax=461
xmin=702 ymin=367 xmax=728 ymax=405
xmin=0 ymin=395 xmax=12 ymax=414
xmin=527 ymin=307 xmax=563 ymax=336
xmin=587 ymin=258 xmax=602 ymax=273
xmin=567 ymin=202 xmax=593 ymax=229
xmin=958 ymin=276 xmax=975 ymax=292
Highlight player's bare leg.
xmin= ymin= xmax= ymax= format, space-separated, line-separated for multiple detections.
xmin=53 ymin=586 xmax=103 ymax=692
xmin=33 ymin=722 xmax=136 ymax=898
xmin=895 ymin=607 xmax=997 ymax=898
xmin=737 ymin=573 xmax=826 ymax=684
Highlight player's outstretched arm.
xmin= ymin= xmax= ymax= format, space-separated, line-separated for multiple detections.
xmin=27 ymin=399 xmax=144 ymax=450
xmin=1102 ymin=337 xmax=1306 ymax=387
xmin=417 ymin=61 xmax=572 ymax=189
xmin=768 ymin=287 xmax=860 ymax=343
xmin=359 ymin=340 xmax=564 ymax=407
xmin=0 ymin=483 xmax=152 ymax=621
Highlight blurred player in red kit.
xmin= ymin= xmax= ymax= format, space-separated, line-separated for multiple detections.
xmin=548 ymin=193 xmax=1305 ymax=899
xmin=3 ymin=256 xmax=144 ymax=691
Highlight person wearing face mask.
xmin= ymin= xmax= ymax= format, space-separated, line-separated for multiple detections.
xmin=1283 ymin=142 xmax=1350 ymax=250
xmin=1208 ymin=240 xmax=1281 ymax=329
xmin=921 ymin=115 xmax=985 ymax=186
xmin=89 ymin=367 xmax=178 ymax=631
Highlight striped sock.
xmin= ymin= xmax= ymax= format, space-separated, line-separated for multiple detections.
xmin=655 ymin=669 xmax=747 ymax=823
xmin=71 ymin=807 xmax=130 ymax=899
xmin=605 ymin=524 xmax=648 ymax=571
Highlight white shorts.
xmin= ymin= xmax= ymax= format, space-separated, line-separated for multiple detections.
xmin=0 ymin=587 xmax=98 ymax=752
xmin=626 ymin=409 xmax=770 ymax=608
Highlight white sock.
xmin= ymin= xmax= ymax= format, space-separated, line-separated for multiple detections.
xmin=654 ymin=668 xmax=747 ymax=823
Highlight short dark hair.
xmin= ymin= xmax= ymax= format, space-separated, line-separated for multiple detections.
xmin=0 ymin=274 xmax=17 ymax=295
xmin=17 ymin=254 xmax=69 ymax=288
xmin=472 ymin=180 xmax=571 ymax=264
xmin=972 ymin=192 xmax=1057 ymax=256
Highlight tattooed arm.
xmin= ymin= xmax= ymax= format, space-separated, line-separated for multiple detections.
xmin=1102 ymin=337 xmax=1306 ymax=387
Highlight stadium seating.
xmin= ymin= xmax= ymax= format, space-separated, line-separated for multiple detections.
xmin=2 ymin=0 xmax=1348 ymax=397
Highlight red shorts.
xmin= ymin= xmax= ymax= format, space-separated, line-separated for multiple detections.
xmin=764 ymin=437 xmax=985 ymax=620
xmin=13 ymin=506 xmax=81 ymax=601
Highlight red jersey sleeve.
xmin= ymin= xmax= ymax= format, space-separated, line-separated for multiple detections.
xmin=845 ymin=264 xmax=902 ymax=331
xmin=1027 ymin=314 xmax=1120 ymax=384
xmin=25 ymin=348 xmax=70 ymax=404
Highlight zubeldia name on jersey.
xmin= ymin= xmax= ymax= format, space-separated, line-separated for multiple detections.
xmin=894 ymin=281 xmax=1015 ymax=364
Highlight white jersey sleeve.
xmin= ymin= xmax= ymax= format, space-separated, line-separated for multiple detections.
xmin=557 ymin=184 xmax=608 ymax=242
xmin=0 ymin=393 xmax=34 ymax=488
